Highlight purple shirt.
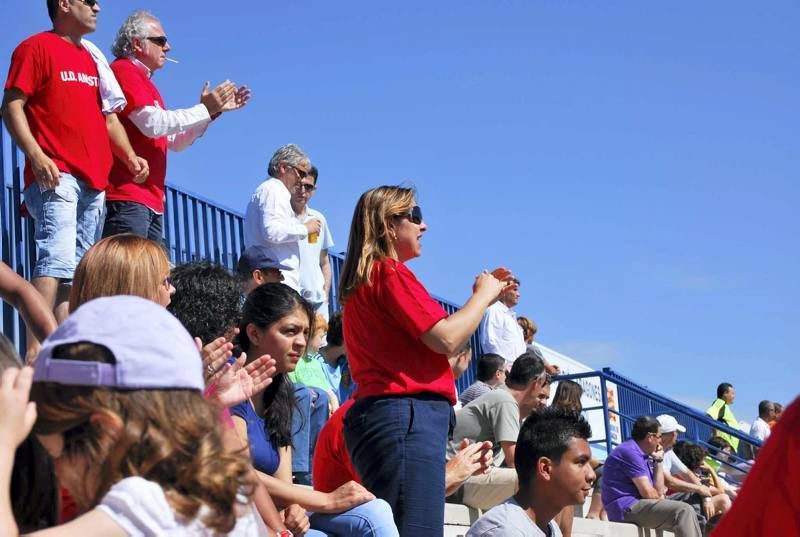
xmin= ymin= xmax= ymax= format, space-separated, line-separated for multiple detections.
xmin=601 ymin=439 xmax=654 ymax=522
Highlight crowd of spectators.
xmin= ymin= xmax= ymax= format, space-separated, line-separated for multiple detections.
xmin=0 ymin=2 xmax=795 ymax=537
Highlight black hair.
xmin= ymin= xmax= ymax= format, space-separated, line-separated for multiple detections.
xmin=476 ymin=353 xmax=505 ymax=382
xmin=506 ymin=352 xmax=544 ymax=388
xmin=236 ymin=283 xmax=314 ymax=448
xmin=46 ymin=0 xmax=58 ymax=22
xmin=326 ymin=311 xmax=343 ymax=347
xmin=515 ymin=407 xmax=592 ymax=485
xmin=758 ymin=400 xmax=774 ymax=418
xmin=631 ymin=415 xmax=660 ymax=441
xmin=673 ymin=440 xmax=707 ymax=471
xmin=717 ymin=383 xmax=733 ymax=399
xmin=308 ymin=165 xmax=319 ymax=184
xmin=706 ymin=435 xmax=733 ymax=455
xmin=167 ymin=261 xmax=242 ymax=346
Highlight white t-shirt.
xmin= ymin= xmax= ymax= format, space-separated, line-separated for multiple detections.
xmin=479 ymin=302 xmax=526 ymax=364
xmin=295 ymin=207 xmax=334 ymax=304
xmin=749 ymin=417 xmax=771 ymax=442
xmin=663 ymin=449 xmax=690 ymax=477
xmin=467 ymin=498 xmax=562 ymax=537
xmin=243 ymin=178 xmax=308 ymax=291
xmin=96 ymin=476 xmax=267 ymax=536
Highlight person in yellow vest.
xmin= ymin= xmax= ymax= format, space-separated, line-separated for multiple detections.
xmin=706 ymin=383 xmax=741 ymax=452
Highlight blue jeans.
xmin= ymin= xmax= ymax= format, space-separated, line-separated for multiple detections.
xmin=103 ymin=200 xmax=164 ymax=243
xmin=24 ymin=174 xmax=105 ymax=280
xmin=310 ymin=499 xmax=399 ymax=537
xmin=292 ymin=384 xmax=329 ymax=482
xmin=344 ymin=394 xmax=453 ymax=536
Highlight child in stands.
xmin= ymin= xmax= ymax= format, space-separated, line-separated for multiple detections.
xmin=1 ymin=295 xmax=266 ymax=535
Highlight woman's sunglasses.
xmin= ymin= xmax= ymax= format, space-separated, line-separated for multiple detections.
xmin=397 ymin=206 xmax=423 ymax=225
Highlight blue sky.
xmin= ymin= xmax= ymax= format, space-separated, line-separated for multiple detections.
xmin=3 ymin=2 xmax=797 ymax=424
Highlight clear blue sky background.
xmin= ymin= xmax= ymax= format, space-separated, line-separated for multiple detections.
xmin=3 ymin=2 xmax=798 ymax=424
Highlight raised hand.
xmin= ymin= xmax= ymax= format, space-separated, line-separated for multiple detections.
xmin=200 ymin=80 xmax=237 ymax=116
xmin=0 ymin=366 xmax=37 ymax=450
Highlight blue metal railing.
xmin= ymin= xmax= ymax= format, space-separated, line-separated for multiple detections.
xmin=3 ymin=123 xmax=756 ymax=467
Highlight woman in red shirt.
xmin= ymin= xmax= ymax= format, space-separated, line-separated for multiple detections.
xmin=338 ymin=185 xmax=510 ymax=534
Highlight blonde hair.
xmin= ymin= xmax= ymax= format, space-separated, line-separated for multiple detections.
xmin=314 ymin=314 xmax=328 ymax=335
xmin=517 ymin=316 xmax=538 ymax=344
xmin=31 ymin=342 xmax=254 ymax=533
xmin=69 ymin=234 xmax=171 ymax=312
xmin=338 ymin=186 xmax=416 ymax=302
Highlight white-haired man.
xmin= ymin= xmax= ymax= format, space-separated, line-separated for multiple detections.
xmin=244 ymin=144 xmax=321 ymax=291
xmin=104 ymin=10 xmax=250 ymax=241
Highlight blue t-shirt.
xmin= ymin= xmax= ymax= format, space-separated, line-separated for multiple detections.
xmin=230 ymin=401 xmax=281 ymax=475
xmin=601 ymin=439 xmax=654 ymax=522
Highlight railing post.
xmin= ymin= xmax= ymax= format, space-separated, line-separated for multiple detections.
xmin=600 ymin=373 xmax=613 ymax=456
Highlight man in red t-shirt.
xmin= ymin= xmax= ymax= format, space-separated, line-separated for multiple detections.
xmin=103 ymin=10 xmax=251 ymax=241
xmin=2 ymin=0 xmax=148 ymax=342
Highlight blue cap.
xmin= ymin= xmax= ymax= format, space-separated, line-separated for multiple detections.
xmin=237 ymin=245 xmax=292 ymax=275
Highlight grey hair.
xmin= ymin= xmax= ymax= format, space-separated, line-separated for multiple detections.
xmin=267 ymin=144 xmax=310 ymax=178
xmin=111 ymin=10 xmax=157 ymax=59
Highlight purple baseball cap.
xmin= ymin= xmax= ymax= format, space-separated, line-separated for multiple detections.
xmin=33 ymin=295 xmax=204 ymax=391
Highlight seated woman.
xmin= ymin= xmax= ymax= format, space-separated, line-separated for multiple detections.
xmin=233 ymin=283 xmax=398 ymax=537
xmin=1 ymin=296 xmax=266 ymax=535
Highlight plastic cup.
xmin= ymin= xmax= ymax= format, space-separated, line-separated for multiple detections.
xmin=309 ymin=232 xmax=319 ymax=244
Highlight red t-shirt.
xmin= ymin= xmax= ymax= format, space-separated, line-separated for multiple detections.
xmin=313 ymin=399 xmax=358 ymax=493
xmin=4 ymin=32 xmax=111 ymax=191
xmin=343 ymin=258 xmax=455 ymax=404
xmin=106 ymin=58 xmax=168 ymax=212
xmin=711 ymin=396 xmax=800 ymax=536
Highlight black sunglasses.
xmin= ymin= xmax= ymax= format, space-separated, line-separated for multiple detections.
xmin=397 ymin=206 xmax=423 ymax=225
xmin=146 ymin=36 xmax=169 ymax=47
xmin=288 ymin=164 xmax=309 ymax=180
xmin=295 ymin=182 xmax=316 ymax=193
xmin=77 ymin=0 xmax=99 ymax=6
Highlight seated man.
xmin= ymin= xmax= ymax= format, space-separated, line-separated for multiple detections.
xmin=466 ymin=407 xmax=595 ymax=537
xmin=459 ymin=353 xmax=506 ymax=407
xmin=448 ymin=353 xmax=551 ymax=511
xmin=602 ymin=415 xmax=702 ymax=537
xmin=236 ymin=245 xmax=288 ymax=294
xmin=657 ymin=415 xmax=730 ymax=529
xmin=705 ymin=436 xmax=751 ymax=492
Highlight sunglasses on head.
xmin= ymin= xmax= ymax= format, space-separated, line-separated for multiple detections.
xmin=146 ymin=36 xmax=169 ymax=47
xmin=397 ymin=206 xmax=423 ymax=225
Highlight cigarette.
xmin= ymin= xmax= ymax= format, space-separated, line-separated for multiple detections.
xmin=165 ymin=57 xmax=179 ymax=64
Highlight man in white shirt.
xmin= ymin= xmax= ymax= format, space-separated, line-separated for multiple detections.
xmin=749 ymin=400 xmax=776 ymax=444
xmin=290 ymin=166 xmax=334 ymax=320
xmin=480 ymin=276 xmax=525 ymax=366
xmin=104 ymin=10 xmax=250 ymax=240
xmin=243 ymin=144 xmax=320 ymax=291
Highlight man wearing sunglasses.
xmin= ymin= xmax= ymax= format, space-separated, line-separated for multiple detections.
xmin=479 ymin=273 xmax=526 ymax=368
xmin=102 ymin=10 xmax=251 ymax=241
xmin=244 ymin=144 xmax=321 ymax=292
xmin=290 ymin=166 xmax=335 ymax=320
xmin=2 ymin=0 xmax=149 ymax=346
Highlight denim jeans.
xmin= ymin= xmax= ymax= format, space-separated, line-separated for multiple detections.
xmin=103 ymin=200 xmax=164 ymax=243
xmin=310 ymin=499 xmax=399 ymax=537
xmin=344 ymin=394 xmax=453 ymax=536
xmin=24 ymin=174 xmax=105 ymax=280
xmin=292 ymin=384 xmax=329 ymax=483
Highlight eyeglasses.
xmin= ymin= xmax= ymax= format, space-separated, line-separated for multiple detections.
xmin=76 ymin=0 xmax=99 ymax=7
xmin=648 ymin=432 xmax=663 ymax=440
xmin=287 ymin=164 xmax=309 ymax=180
xmin=396 ymin=206 xmax=423 ymax=225
xmin=295 ymin=181 xmax=316 ymax=193
xmin=146 ymin=36 xmax=169 ymax=47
